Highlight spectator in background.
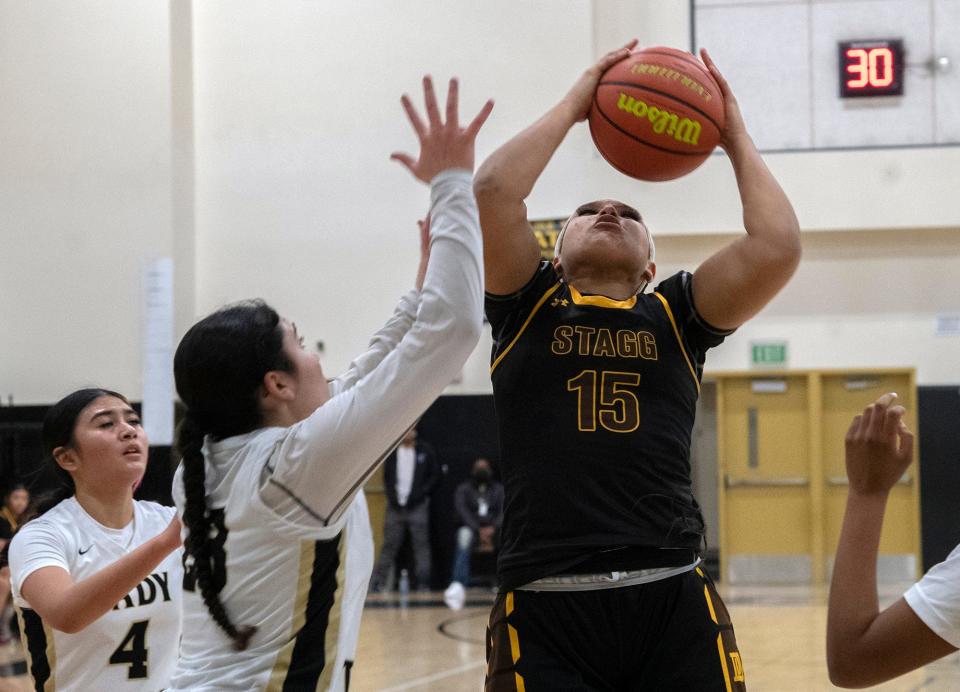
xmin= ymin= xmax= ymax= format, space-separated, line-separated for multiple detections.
xmin=0 ymin=484 xmax=29 ymax=643
xmin=444 ymin=457 xmax=504 ymax=610
xmin=0 ymin=485 xmax=29 ymax=548
xmin=371 ymin=427 xmax=441 ymax=592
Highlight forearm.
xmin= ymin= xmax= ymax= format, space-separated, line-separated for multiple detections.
xmin=37 ymin=534 xmax=176 ymax=633
xmin=332 ymin=292 xmax=418 ymax=393
xmin=827 ymin=491 xmax=888 ymax=671
xmin=726 ymin=135 xmax=800 ymax=253
xmin=266 ymin=171 xmax=483 ymax=524
xmin=474 ymin=99 xmax=579 ymax=202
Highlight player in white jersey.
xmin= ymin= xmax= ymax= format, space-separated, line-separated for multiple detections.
xmin=168 ymin=75 xmax=492 ymax=691
xmin=8 ymin=388 xmax=184 ymax=691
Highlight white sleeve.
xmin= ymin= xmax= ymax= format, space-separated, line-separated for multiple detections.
xmin=327 ymin=492 xmax=374 ymax=692
xmin=904 ymin=543 xmax=960 ymax=647
xmin=329 ymin=292 xmax=419 ymax=396
xmin=258 ymin=169 xmax=483 ymax=525
xmin=8 ymin=521 xmax=71 ymax=604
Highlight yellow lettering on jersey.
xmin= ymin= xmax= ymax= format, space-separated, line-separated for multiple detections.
xmin=592 ymin=328 xmax=617 ymax=357
xmin=729 ymin=651 xmax=745 ymax=682
xmin=617 ymin=330 xmax=638 ymax=357
xmin=551 ymin=325 xmax=574 ymax=355
xmin=574 ymin=326 xmax=595 ymax=355
xmin=639 ymin=331 xmax=658 ymax=360
xmin=552 ymin=326 xmax=658 ymax=361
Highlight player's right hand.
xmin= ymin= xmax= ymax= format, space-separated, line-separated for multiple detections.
xmin=844 ymin=393 xmax=914 ymax=497
xmin=562 ymin=40 xmax=638 ymax=122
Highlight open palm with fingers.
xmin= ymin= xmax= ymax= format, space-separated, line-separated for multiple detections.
xmin=392 ymin=76 xmax=494 ymax=182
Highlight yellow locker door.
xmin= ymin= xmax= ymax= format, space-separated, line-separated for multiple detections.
xmin=719 ymin=374 xmax=812 ymax=584
xmin=821 ymin=370 xmax=920 ymax=582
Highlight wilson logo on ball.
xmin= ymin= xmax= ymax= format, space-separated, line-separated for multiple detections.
xmin=616 ymin=93 xmax=702 ymax=146
xmin=589 ymin=46 xmax=725 ymax=181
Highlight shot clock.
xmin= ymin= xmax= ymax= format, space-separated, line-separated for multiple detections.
xmin=838 ymin=39 xmax=904 ymax=98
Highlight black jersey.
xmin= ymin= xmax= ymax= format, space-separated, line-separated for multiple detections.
xmin=486 ymin=261 xmax=732 ymax=589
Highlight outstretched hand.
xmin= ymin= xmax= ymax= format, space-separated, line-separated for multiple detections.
xmin=392 ymin=76 xmax=494 ymax=183
xmin=563 ymin=39 xmax=638 ymax=122
xmin=699 ymin=48 xmax=749 ymax=151
xmin=844 ymin=393 xmax=915 ymax=497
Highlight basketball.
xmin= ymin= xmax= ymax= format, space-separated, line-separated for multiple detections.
xmin=589 ymin=46 xmax=725 ymax=181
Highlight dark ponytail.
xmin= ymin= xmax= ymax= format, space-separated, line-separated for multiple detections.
xmin=26 ymin=388 xmax=127 ymax=522
xmin=174 ymin=300 xmax=291 ymax=651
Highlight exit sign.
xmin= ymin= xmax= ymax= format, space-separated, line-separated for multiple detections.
xmin=751 ymin=342 xmax=787 ymax=368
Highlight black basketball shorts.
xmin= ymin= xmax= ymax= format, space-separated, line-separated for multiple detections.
xmin=485 ymin=566 xmax=745 ymax=691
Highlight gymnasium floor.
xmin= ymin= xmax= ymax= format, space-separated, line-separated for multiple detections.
xmin=353 ymin=585 xmax=960 ymax=692
xmin=1 ymin=584 xmax=957 ymax=690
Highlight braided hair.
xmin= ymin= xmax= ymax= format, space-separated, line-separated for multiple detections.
xmin=173 ymin=300 xmax=292 ymax=651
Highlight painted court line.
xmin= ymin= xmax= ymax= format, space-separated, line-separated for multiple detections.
xmin=377 ymin=659 xmax=486 ymax=691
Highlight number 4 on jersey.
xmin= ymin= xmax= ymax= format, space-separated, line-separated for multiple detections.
xmin=109 ymin=620 xmax=148 ymax=679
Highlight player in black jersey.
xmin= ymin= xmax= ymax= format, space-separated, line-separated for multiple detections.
xmin=475 ymin=41 xmax=801 ymax=691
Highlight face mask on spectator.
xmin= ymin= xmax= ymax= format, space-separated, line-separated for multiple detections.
xmin=473 ymin=468 xmax=491 ymax=483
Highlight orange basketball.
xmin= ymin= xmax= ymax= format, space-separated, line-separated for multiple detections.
xmin=588 ymin=46 xmax=725 ymax=182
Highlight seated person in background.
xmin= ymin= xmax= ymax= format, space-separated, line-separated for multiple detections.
xmin=827 ymin=392 xmax=958 ymax=688
xmin=444 ymin=457 xmax=504 ymax=610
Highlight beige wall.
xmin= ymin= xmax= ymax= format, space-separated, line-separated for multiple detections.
xmin=1 ymin=0 xmax=958 ymax=406
xmin=0 ymin=0 xmax=175 ymax=404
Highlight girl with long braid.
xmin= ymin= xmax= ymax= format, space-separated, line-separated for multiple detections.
xmin=8 ymin=388 xmax=184 ymax=691
xmin=167 ymin=76 xmax=491 ymax=690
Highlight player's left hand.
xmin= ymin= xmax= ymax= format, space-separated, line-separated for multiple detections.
xmin=391 ymin=76 xmax=494 ymax=182
xmin=699 ymin=48 xmax=749 ymax=152
xmin=844 ymin=393 xmax=914 ymax=498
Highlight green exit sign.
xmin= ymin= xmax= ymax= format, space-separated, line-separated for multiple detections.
xmin=751 ymin=342 xmax=787 ymax=367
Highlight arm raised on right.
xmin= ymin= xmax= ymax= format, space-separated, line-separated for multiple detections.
xmin=826 ymin=394 xmax=956 ymax=687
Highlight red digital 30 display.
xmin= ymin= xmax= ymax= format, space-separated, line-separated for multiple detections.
xmin=838 ymin=39 xmax=904 ymax=97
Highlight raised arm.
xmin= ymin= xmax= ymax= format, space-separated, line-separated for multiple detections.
xmin=15 ymin=517 xmax=181 ymax=634
xmin=332 ymin=217 xmax=431 ymax=394
xmin=474 ymin=41 xmax=636 ymax=295
xmin=826 ymin=394 xmax=955 ymax=687
xmin=262 ymin=77 xmax=492 ymax=526
xmin=690 ymin=49 xmax=801 ymax=331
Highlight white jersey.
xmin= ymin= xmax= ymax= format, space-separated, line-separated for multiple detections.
xmin=904 ymin=542 xmax=960 ymax=647
xmin=8 ymin=497 xmax=183 ymax=692
xmin=169 ymin=168 xmax=483 ymax=691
